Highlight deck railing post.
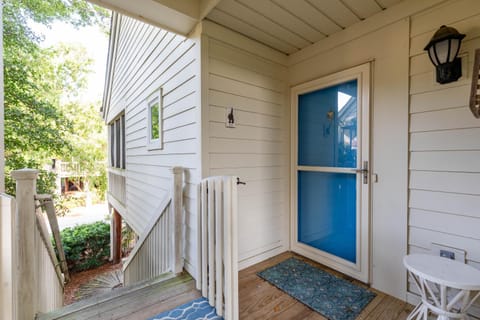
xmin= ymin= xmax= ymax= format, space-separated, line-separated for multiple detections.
xmin=171 ymin=166 xmax=184 ymax=274
xmin=11 ymin=168 xmax=39 ymax=320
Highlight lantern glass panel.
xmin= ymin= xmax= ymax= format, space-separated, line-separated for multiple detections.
xmin=428 ymin=46 xmax=440 ymax=66
xmin=435 ymin=40 xmax=450 ymax=64
xmin=449 ymin=38 xmax=461 ymax=62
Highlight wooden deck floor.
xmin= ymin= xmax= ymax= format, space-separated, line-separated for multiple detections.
xmin=37 ymin=273 xmax=201 ymax=320
xmin=39 ymin=252 xmax=413 ymax=319
xmin=239 ymin=252 xmax=413 ymax=320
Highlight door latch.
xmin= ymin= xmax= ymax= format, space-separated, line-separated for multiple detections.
xmin=354 ymin=161 xmax=369 ymax=184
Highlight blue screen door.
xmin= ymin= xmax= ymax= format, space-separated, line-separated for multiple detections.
xmin=292 ymin=64 xmax=370 ymax=282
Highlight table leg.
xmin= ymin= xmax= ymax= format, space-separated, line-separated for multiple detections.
xmin=407 ymin=302 xmax=423 ymax=320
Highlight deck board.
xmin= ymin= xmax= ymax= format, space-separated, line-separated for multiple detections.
xmin=40 ymin=251 xmax=413 ymax=319
xmin=37 ymin=272 xmax=200 ymax=320
xmin=239 ymin=252 xmax=413 ymax=320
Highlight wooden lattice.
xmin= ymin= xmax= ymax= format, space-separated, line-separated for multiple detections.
xmin=470 ymin=48 xmax=480 ymax=118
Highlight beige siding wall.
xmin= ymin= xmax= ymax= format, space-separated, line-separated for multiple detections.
xmin=106 ymin=14 xmax=201 ymax=275
xmin=103 ymin=0 xmax=480 ymax=298
xmin=202 ymin=21 xmax=290 ymax=269
xmin=408 ymin=0 xmax=480 ymax=314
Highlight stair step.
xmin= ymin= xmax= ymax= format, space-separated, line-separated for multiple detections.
xmin=36 ymin=272 xmax=200 ymax=320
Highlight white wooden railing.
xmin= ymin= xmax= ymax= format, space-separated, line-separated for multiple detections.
xmin=0 ymin=193 xmax=16 ymax=320
xmin=57 ymin=161 xmax=82 ymax=177
xmin=123 ymin=167 xmax=184 ymax=286
xmin=34 ymin=206 xmax=64 ymax=313
xmin=108 ymin=168 xmax=126 ymax=207
xmin=55 ymin=160 xmax=105 ymax=178
xmin=0 ymin=169 xmax=65 ymax=320
xmin=197 ymin=176 xmax=239 ymax=320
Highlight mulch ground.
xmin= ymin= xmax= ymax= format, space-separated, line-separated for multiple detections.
xmin=64 ymin=262 xmax=123 ymax=305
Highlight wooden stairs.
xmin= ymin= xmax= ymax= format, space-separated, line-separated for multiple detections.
xmin=36 ymin=272 xmax=201 ymax=320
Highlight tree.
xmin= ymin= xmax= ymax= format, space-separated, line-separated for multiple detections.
xmin=50 ymin=43 xmax=108 ymax=202
xmin=3 ymin=0 xmax=109 ymax=195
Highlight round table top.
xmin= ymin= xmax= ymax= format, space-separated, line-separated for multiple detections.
xmin=404 ymin=254 xmax=480 ymax=290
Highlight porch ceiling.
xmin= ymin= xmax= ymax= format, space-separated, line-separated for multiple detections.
xmin=88 ymin=0 xmax=404 ymax=54
xmin=87 ymin=0 xmax=222 ymax=36
xmin=206 ymin=0 xmax=405 ymax=54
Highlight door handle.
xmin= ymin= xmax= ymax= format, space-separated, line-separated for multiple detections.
xmin=354 ymin=161 xmax=369 ymax=184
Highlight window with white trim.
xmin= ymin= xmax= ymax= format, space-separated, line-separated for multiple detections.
xmin=109 ymin=113 xmax=125 ymax=169
xmin=147 ymin=88 xmax=163 ymax=150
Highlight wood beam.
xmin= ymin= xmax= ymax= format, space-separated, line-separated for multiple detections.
xmin=112 ymin=209 xmax=122 ymax=264
xmin=199 ymin=0 xmax=222 ymax=20
xmin=87 ymin=0 xmax=197 ymax=36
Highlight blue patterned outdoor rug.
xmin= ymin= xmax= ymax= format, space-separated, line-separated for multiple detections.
xmin=257 ymin=258 xmax=376 ymax=320
xmin=148 ymin=297 xmax=223 ymax=320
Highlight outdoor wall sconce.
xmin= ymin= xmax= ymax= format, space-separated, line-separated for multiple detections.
xmin=424 ymin=25 xmax=465 ymax=84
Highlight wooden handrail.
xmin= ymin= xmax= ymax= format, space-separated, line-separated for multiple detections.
xmin=36 ymin=194 xmax=70 ymax=282
xmin=10 ymin=169 xmax=64 ymax=319
xmin=34 ymin=207 xmax=65 ymax=287
xmin=122 ymin=196 xmax=172 ymax=272
xmin=122 ymin=166 xmax=184 ymax=281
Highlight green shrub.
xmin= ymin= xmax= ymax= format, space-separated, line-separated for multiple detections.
xmin=59 ymin=221 xmax=110 ymax=272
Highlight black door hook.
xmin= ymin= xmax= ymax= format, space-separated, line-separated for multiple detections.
xmin=236 ymin=177 xmax=246 ymax=185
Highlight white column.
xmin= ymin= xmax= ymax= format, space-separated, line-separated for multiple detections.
xmin=11 ymin=169 xmax=39 ymax=320
xmin=171 ymin=166 xmax=184 ymax=274
xmin=0 ymin=2 xmax=5 ymax=193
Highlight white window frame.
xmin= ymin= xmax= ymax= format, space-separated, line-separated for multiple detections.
xmin=109 ymin=113 xmax=125 ymax=170
xmin=147 ymin=88 xmax=163 ymax=150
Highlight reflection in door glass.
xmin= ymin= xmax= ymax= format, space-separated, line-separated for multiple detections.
xmin=298 ymin=80 xmax=358 ymax=168
xmin=298 ymin=171 xmax=357 ymax=263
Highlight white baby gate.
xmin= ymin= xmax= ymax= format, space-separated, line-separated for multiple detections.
xmin=197 ymin=176 xmax=239 ymax=320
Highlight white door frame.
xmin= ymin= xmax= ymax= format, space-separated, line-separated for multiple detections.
xmin=290 ymin=63 xmax=371 ymax=283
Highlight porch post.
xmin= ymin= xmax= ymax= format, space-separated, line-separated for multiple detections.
xmin=171 ymin=166 xmax=184 ymax=274
xmin=111 ymin=208 xmax=122 ymax=264
xmin=11 ymin=168 xmax=39 ymax=320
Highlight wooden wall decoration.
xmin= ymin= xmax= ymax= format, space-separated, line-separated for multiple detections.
xmin=470 ymin=49 xmax=480 ymax=118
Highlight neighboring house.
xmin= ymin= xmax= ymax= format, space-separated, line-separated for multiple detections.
xmin=99 ymin=0 xmax=480 ymax=315
xmin=51 ymin=160 xmax=86 ymax=194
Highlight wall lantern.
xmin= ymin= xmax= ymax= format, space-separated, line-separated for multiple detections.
xmin=424 ymin=25 xmax=465 ymax=84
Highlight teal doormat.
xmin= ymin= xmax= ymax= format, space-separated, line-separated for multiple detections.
xmin=148 ymin=297 xmax=223 ymax=320
xmin=257 ymin=258 xmax=376 ymax=320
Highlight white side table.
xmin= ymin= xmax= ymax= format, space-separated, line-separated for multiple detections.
xmin=404 ymin=254 xmax=480 ymax=320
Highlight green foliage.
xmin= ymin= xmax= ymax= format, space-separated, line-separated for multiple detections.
xmin=90 ymin=170 xmax=107 ymax=201
xmin=150 ymin=103 xmax=160 ymax=139
xmin=54 ymin=194 xmax=85 ymax=217
xmin=122 ymin=223 xmax=137 ymax=256
xmin=3 ymin=0 xmax=109 ymax=197
xmin=59 ymin=221 xmax=110 ymax=272
xmin=5 ymin=158 xmax=56 ymax=196
xmin=63 ymin=99 xmax=108 ymax=196
xmin=4 ymin=0 xmax=109 ymax=29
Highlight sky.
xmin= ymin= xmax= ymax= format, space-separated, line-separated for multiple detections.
xmin=32 ymin=21 xmax=109 ymax=103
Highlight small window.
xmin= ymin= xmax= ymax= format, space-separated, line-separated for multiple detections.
xmin=147 ymin=89 xmax=163 ymax=150
xmin=109 ymin=113 xmax=125 ymax=169
xmin=150 ymin=102 xmax=160 ymax=140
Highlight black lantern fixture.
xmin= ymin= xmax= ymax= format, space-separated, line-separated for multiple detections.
xmin=424 ymin=25 xmax=465 ymax=84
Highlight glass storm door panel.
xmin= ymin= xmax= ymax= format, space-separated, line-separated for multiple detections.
xmin=291 ymin=64 xmax=370 ymax=283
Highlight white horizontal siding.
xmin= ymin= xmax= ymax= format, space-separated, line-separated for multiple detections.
xmin=203 ymin=21 xmax=290 ymax=269
xmin=106 ymin=15 xmax=201 ymax=276
xmin=408 ymin=1 xmax=480 ymax=316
